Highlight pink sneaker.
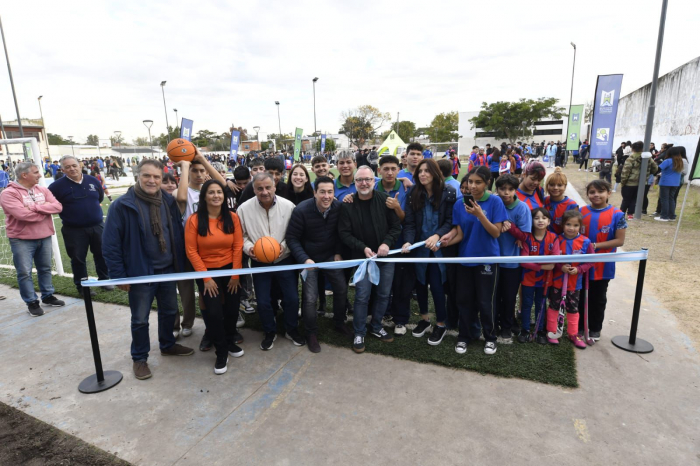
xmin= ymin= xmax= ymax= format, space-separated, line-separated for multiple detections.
xmin=569 ymin=334 xmax=587 ymax=349
xmin=547 ymin=337 xmax=559 ymax=345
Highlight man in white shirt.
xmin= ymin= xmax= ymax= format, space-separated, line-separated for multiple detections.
xmin=237 ymin=172 xmax=302 ymax=351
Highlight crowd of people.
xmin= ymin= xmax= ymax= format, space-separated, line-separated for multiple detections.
xmin=1 ymin=137 xmax=689 ymax=380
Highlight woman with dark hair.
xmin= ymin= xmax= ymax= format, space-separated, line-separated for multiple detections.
xmin=516 ymin=161 xmax=546 ymax=209
xmin=161 ymin=172 xmax=179 ymax=197
xmin=487 ymin=147 xmax=502 ymax=191
xmin=401 ymin=159 xmax=457 ymax=346
xmin=185 ymin=179 xmax=244 ymax=375
xmin=284 ymin=164 xmax=314 ymax=205
xmin=655 ymin=146 xmax=685 ymax=222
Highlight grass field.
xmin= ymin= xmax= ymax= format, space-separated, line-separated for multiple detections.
xmin=0 ymin=168 xmax=579 ymax=387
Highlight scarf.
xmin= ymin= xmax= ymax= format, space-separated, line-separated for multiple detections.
xmin=132 ymin=183 xmax=169 ymax=253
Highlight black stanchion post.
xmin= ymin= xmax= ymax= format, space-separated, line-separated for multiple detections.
xmin=612 ymin=248 xmax=654 ymax=354
xmin=78 ymin=278 xmax=123 ymax=394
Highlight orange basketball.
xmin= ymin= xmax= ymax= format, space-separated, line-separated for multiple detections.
xmin=166 ymin=139 xmax=196 ymax=163
xmin=253 ymin=236 xmax=281 ymax=264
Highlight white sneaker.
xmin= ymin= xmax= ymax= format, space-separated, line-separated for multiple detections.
xmin=173 ymin=330 xmax=180 ymax=339
xmin=484 ymin=341 xmax=497 ymax=355
xmin=181 ymin=327 xmax=193 ymax=337
xmin=394 ymin=324 xmax=406 ymax=336
xmin=240 ymin=299 xmax=255 ymax=314
xmin=654 ymin=217 xmax=670 ymax=222
xmin=455 ymin=341 xmax=467 ymax=354
xmin=237 ymin=313 xmax=245 ymax=328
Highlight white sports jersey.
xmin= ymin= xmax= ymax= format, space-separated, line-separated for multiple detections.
xmin=182 ymin=186 xmax=200 ymax=224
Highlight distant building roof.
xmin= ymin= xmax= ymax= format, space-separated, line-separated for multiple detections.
xmin=111 ymin=147 xmax=158 ymax=154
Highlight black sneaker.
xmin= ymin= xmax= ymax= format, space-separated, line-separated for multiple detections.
xmin=228 ymin=343 xmax=244 ymax=358
xmin=199 ymin=334 xmax=213 ymax=352
xmin=260 ymin=332 xmax=277 ymax=351
xmin=428 ymin=325 xmax=447 ymax=346
xmin=500 ymin=329 xmax=512 ymax=341
xmin=232 ymin=331 xmax=244 ymax=344
xmin=517 ymin=331 xmax=528 ymax=344
xmin=589 ymin=331 xmax=601 ymax=341
xmin=41 ymin=296 xmax=65 ymax=307
xmin=412 ymin=320 xmax=432 ymax=337
xmin=369 ymin=327 xmax=394 ymax=342
xmin=285 ymin=328 xmax=306 ymax=346
xmin=27 ymin=301 xmax=44 ymax=317
xmin=214 ymin=354 xmax=228 ymax=375
xmin=536 ymin=332 xmax=548 ymax=345
xmin=352 ymin=336 xmax=365 ymax=353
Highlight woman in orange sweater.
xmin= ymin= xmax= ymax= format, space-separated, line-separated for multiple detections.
xmin=186 ymin=179 xmax=244 ymax=375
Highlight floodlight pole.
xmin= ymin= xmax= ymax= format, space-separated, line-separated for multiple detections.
xmin=312 ymin=77 xmax=318 ymax=135
xmin=161 ymin=81 xmax=170 ymax=143
xmin=568 ymin=42 xmax=576 ymax=162
xmin=38 ymin=96 xmax=50 ymax=157
xmin=635 ymin=0 xmax=667 ymax=220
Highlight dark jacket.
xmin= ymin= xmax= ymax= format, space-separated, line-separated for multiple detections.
xmin=286 ymin=198 xmax=343 ymax=263
xmin=338 ymin=191 xmax=401 ymax=259
xmin=402 ymin=185 xmax=457 ymax=244
xmin=102 ymin=188 xmax=185 ymax=279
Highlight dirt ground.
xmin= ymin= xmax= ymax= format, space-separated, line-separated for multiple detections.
xmin=564 ymin=166 xmax=700 ymax=348
xmin=0 ymin=402 xmax=130 ymax=465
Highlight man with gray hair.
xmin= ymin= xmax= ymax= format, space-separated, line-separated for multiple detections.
xmin=48 ymin=156 xmax=114 ymax=297
xmin=0 ymin=162 xmax=65 ymax=316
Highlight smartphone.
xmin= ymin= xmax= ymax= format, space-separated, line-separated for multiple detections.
xmin=463 ymin=194 xmax=474 ymax=207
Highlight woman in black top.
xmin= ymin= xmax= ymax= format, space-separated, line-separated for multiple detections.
xmin=284 ymin=164 xmax=314 ymax=206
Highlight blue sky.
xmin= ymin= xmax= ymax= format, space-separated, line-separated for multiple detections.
xmin=1 ymin=0 xmax=698 ymax=144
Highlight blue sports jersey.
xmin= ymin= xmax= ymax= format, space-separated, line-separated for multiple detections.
xmin=334 ymin=177 xmax=357 ymax=201
xmin=488 ymin=156 xmax=500 ymax=172
xmin=580 ymin=204 xmax=627 ymax=280
xmin=498 ymin=199 xmax=532 ymax=268
xmin=397 ymin=169 xmax=414 ymax=184
xmin=552 ymin=233 xmax=592 ymax=291
xmin=452 ymin=192 xmax=508 ymax=267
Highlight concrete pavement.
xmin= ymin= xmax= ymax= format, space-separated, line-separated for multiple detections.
xmin=0 ymin=257 xmax=699 ymax=465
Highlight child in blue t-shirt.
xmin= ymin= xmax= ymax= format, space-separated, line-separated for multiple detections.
xmin=442 ymin=166 xmax=507 ymax=356
xmin=493 ymin=174 xmax=532 ymax=341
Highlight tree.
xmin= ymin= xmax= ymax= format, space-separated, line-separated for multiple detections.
xmin=86 ymin=134 xmax=99 ymax=146
xmin=267 ymin=133 xmax=293 ymax=151
xmin=382 ymin=120 xmax=416 ymax=142
xmin=47 ymin=133 xmax=72 ymax=145
xmin=315 ymin=137 xmax=337 ymax=152
xmin=132 ymin=137 xmax=150 ymax=146
xmin=469 ymin=98 xmax=565 ymax=143
xmin=584 ymin=100 xmax=594 ymax=124
xmin=153 ymin=126 xmax=182 ymax=149
xmin=109 ymin=133 xmax=125 ymax=147
xmin=429 ymin=111 xmax=459 ymax=143
xmin=339 ymin=105 xmax=391 ymax=148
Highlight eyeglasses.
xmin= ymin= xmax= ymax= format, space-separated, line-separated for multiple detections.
xmin=355 ymin=178 xmax=374 ymax=184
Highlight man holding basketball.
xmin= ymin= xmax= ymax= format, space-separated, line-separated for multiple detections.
xmin=237 ymin=172 xmax=302 ymax=350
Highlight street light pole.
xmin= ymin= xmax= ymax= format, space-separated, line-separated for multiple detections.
xmin=253 ymin=126 xmax=260 ymax=152
xmin=143 ymin=120 xmax=153 ymax=154
xmin=67 ymin=136 xmax=75 ymax=156
xmin=634 ymin=0 xmax=668 ymax=220
xmin=275 ymin=101 xmax=282 ymax=150
xmin=160 ymin=81 xmax=170 ymax=142
xmin=312 ymin=77 xmax=319 ymax=135
xmin=173 ymin=108 xmax=178 ymax=135
xmin=37 ymin=96 xmax=50 ymax=157
xmin=567 ymin=42 xmax=576 ymax=162
xmin=0 ymin=16 xmax=24 ymax=140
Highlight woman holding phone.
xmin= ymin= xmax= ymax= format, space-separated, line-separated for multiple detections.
xmin=401 ymin=159 xmax=457 ymax=346
xmin=441 ymin=166 xmax=507 ymax=356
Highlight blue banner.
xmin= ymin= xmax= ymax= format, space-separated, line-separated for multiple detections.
xmin=180 ymin=118 xmax=194 ymax=141
xmin=229 ymin=131 xmax=240 ymax=159
xmin=321 ymin=134 xmax=327 ymax=152
xmin=590 ymin=74 xmax=623 ymax=159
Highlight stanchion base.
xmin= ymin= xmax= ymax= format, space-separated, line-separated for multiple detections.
xmin=78 ymin=370 xmax=123 ymax=394
xmin=611 ymin=336 xmax=654 ymax=354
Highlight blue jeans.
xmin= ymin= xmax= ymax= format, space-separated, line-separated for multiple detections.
xmin=417 ymin=263 xmax=447 ymax=323
xmin=521 ymin=285 xmax=545 ymax=332
xmin=251 ymin=257 xmax=299 ymax=334
xmin=9 ymin=237 xmax=54 ymax=304
xmin=659 ymin=185 xmax=676 ymax=220
xmin=128 ymin=266 xmax=177 ymax=362
xmin=353 ymin=262 xmax=394 ymax=337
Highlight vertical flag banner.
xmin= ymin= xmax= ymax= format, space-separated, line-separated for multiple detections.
xmin=565 ymin=104 xmax=584 ymax=150
xmin=294 ymin=128 xmax=303 ymax=161
xmin=180 ymin=118 xmax=194 ymax=141
xmin=688 ymin=136 xmax=700 ymax=180
xmin=229 ymin=131 xmax=240 ymax=160
xmin=321 ymin=133 xmax=327 ymax=152
xmin=590 ymin=74 xmax=624 ymax=159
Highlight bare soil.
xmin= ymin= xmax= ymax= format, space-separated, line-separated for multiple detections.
xmin=564 ymin=167 xmax=700 ymax=348
xmin=0 ymin=402 xmax=130 ymax=465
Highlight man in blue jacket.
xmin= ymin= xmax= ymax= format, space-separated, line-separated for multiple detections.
xmin=103 ymin=159 xmax=194 ymax=380
xmin=48 ymin=155 xmax=114 ymax=297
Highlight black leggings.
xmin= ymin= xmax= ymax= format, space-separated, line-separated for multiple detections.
xmin=195 ymin=264 xmax=241 ymax=357
xmin=456 ymin=265 xmax=499 ymax=343
xmin=578 ymin=278 xmax=609 ymax=332
xmin=579 ymin=159 xmax=588 ymax=169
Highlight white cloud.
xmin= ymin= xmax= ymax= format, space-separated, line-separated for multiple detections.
xmin=1 ymin=0 xmax=698 ymax=144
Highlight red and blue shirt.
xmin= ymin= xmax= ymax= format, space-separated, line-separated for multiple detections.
xmin=552 ymin=233 xmax=593 ymax=291
xmin=580 ymin=204 xmax=627 ymax=280
xmin=520 ymin=231 xmax=560 ymax=287
xmin=545 ymin=196 xmax=579 ymax=235
xmin=516 ymin=188 xmax=544 ymax=210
